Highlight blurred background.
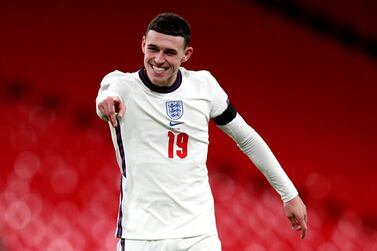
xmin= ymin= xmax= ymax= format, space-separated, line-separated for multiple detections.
xmin=1 ymin=0 xmax=377 ymax=250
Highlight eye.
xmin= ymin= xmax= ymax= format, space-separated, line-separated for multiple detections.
xmin=165 ymin=50 xmax=177 ymax=56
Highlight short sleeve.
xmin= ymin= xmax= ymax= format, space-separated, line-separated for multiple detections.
xmin=95 ymin=70 xmax=131 ymax=118
xmin=204 ymin=71 xmax=228 ymax=118
xmin=96 ymin=71 xmax=128 ymax=102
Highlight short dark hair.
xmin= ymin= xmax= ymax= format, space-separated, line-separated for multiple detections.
xmin=146 ymin=12 xmax=191 ymax=48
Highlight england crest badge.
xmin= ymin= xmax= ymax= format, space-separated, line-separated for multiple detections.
xmin=166 ymin=100 xmax=184 ymax=120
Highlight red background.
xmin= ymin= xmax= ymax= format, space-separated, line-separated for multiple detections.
xmin=1 ymin=0 xmax=377 ymax=250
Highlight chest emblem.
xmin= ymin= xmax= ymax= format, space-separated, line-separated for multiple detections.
xmin=166 ymin=100 xmax=184 ymax=120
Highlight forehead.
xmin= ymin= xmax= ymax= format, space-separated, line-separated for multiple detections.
xmin=145 ymin=30 xmax=185 ymax=50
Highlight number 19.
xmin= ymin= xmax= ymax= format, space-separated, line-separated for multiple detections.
xmin=168 ymin=131 xmax=189 ymax=159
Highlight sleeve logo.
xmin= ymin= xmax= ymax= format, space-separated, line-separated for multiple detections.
xmin=100 ymin=83 xmax=111 ymax=91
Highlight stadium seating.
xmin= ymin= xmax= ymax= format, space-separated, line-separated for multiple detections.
xmin=1 ymin=92 xmax=376 ymax=250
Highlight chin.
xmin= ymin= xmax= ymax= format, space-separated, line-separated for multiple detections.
xmin=150 ymin=77 xmax=165 ymax=86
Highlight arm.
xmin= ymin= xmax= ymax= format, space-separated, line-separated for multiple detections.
xmin=217 ymin=112 xmax=308 ymax=238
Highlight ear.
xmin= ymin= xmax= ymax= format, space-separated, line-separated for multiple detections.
xmin=141 ymin=35 xmax=146 ymax=54
xmin=181 ymin=46 xmax=193 ymax=63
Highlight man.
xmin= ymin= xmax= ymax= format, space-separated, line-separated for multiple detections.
xmin=96 ymin=12 xmax=307 ymax=251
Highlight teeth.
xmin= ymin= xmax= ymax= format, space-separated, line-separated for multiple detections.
xmin=152 ymin=66 xmax=166 ymax=73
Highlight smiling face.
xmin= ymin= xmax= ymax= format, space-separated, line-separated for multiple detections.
xmin=142 ymin=30 xmax=193 ymax=87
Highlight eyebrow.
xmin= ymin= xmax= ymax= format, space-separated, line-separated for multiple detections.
xmin=147 ymin=44 xmax=159 ymax=49
xmin=165 ymin=48 xmax=177 ymax=54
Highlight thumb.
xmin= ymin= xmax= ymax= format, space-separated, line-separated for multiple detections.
xmin=117 ymin=101 xmax=126 ymax=118
xmin=113 ymin=97 xmax=126 ymax=118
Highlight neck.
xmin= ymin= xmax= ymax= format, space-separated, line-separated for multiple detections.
xmin=138 ymin=68 xmax=182 ymax=93
xmin=145 ymin=69 xmax=176 ymax=87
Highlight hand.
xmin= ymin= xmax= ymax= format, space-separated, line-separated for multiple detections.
xmin=97 ymin=96 xmax=126 ymax=127
xmin=283 ymin=195 xmax=308 ymax=239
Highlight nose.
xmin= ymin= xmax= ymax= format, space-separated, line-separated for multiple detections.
xmin=154 ymin=51 xmax=165 ymax=64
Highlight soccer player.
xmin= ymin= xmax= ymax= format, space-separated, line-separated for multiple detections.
xmin=96 ymin=12 xmax=307 ymax=251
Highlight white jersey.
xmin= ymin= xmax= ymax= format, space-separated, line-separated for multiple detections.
xmin=96 ymin=67 xmax=228 ymax=240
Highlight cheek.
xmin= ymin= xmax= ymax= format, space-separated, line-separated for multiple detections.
xmin=169 ymin=57 xmax=182 ymax=67
xmin=144 ymin=54 xmax=153 ymax=65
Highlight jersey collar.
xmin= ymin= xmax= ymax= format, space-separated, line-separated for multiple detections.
xmin=138 ymin=67 xmax=182 ymax=93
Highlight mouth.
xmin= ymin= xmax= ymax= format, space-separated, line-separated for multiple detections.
xmin=151 ymin=65 xmax=168 ymax=74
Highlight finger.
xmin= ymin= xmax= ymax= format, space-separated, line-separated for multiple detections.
xmin=106 ymin=97 xmax=115 ymax=116
xmin=298 ymin=217 xmax=308 ymax=239
xmin=104 ymin=98 xmax=118 ymax=127
xmin=98 ymin=104 xmax=107 ymax=120
xmin=117 ymin=101 xmax=126 ymax=118
xmin=98 ymin=103 xmax=112 ymax=122
xmin=109 ymin=113 xmax=118 ymax=127
xmin=294 ymin=224 xmax=302 ymax=231
xmin=288 ymin=216 xmax=298 ymax=230
xmin=106 ymin=100 xmax=116 ymax=125
xmin=113 ymin=97 xmax=125 ymax=118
